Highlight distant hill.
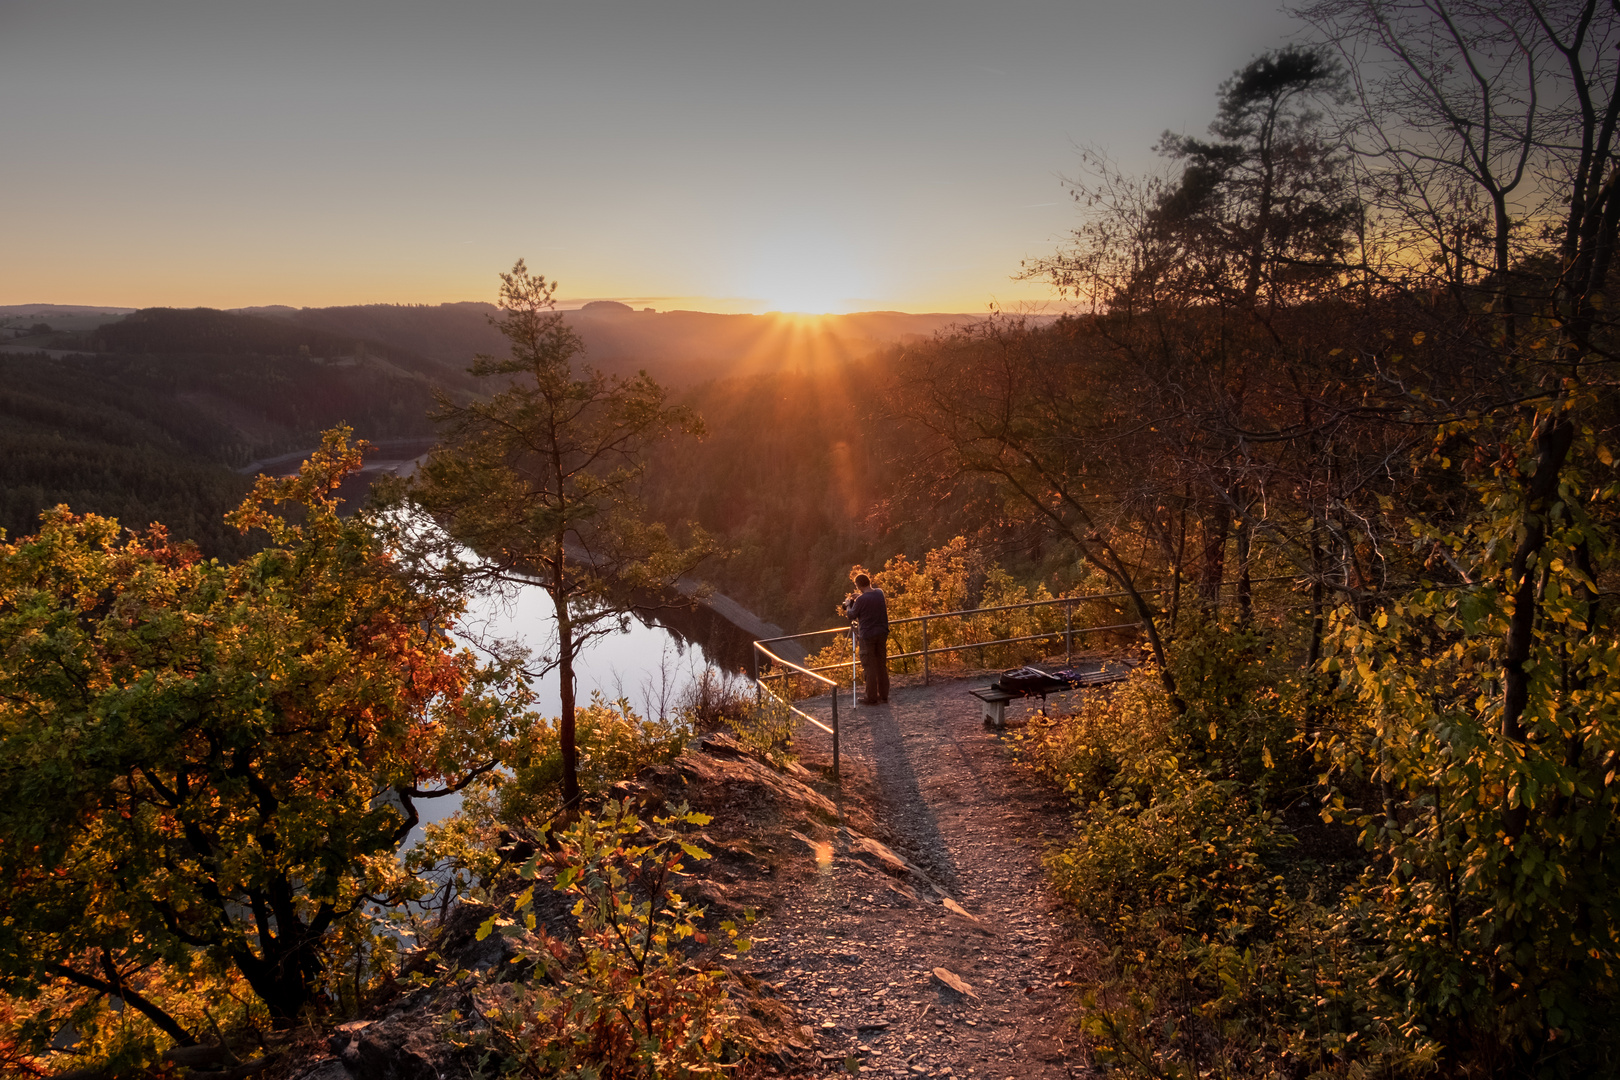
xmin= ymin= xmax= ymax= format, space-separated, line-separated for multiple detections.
xmin=238 ymin=302 xmax=1008 ymax=385
xmin=1 ymin=298 xmax=1042 ymax=620
xmin=0 ymin=304 xmax=135 ymax=316
xmin=1 ymin=305 xmax=135 ymax=341
xmin=9 ymin=300 xmax=1029 ymax=385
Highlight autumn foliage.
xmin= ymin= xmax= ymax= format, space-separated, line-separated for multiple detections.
xmin=0 ymin=430 xmax=532 ymax=1060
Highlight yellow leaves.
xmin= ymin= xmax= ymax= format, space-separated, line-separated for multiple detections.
xmin=1412 ymin=332 xmax=1426 ymax=345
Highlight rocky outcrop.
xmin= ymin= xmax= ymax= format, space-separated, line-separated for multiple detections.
xmin=275 ymin=732 xmax=857 ymax=1080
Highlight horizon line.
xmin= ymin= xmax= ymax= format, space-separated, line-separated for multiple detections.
xmin=1 ymin=297 xmax=1080 ymax=318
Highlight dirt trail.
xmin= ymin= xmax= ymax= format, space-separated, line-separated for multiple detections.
xmin=745 ymin=673 xmax=1102 ymax=1079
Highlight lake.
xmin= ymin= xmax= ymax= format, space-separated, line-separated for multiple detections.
xmin=407 ymin=552 xmax=758 ymax=842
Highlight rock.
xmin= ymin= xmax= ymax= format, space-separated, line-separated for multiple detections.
xmin=789 ymin=829 xmax=834 ymax=868
xmin=349 ymin=1027 xmax=442 ymax=1080
xmin=845 ymin=833 xmax=914 ymax=876
xmin=882 ymin=878 xmax=921 ymax=904
xmin=932 ymin=967 xmax=979 ymax=1000
xmin=293 ymin=1061 xmax=353 ymax=1080
xmin=698 ymin=731 xmax=747 ymax=758
xmin=422 ymin=898 xmax=540 ymax=977
xmin=678 ymin=747 xmax=840 ymax=821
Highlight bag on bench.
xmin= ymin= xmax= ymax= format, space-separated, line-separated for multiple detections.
xmin=996 ymin=666 xmax=1060 ymax=694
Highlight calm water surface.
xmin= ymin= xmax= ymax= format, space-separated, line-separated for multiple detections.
xmin=407 ymin=562 xmax=751 ymax=842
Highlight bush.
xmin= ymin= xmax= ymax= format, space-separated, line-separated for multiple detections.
xmin=677 ymin=667 xmax=754 ymax=732
xmin=465 ymin=801 xmax=757 ymax=1078
xmin=412 ymin=673 xmax=756 ymax=939
xmin=1165 ymin=616 xmax=1315 ymax=789
xmin=723 ymin=695 xmax=798 ymax=768
xmin=1023 ymin=664 xmax=1382 ymax=1077
xmin=498 ymin=694 xmax=694 ymax=825
xmin=1029 ymin=667 xmax=1296 ymax=939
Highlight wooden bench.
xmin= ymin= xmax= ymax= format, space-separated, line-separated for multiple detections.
xmin=970 ymin=668 xmax=1128 ymax=727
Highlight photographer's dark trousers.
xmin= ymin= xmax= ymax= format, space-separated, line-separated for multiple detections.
xmin=858 ymin=631 xmax=890 ymax=704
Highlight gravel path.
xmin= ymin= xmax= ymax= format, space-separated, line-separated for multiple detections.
xmin=743 ymin=671 xmax=1106 ymax=1079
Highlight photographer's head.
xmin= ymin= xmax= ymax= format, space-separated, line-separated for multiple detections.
xmin=854 ymin=573 xmax=871 ymax=592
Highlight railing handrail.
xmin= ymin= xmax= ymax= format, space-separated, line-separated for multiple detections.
xmin=754 ymin=625 xmax=857 ymax=647
xmin=755 ymin=679 xmax=836 ymax=737
xmin=756 ymin=619 xmax=1145 ymax=681
xmin=755 ymin=576 xmax=1300 ymax=651
xmin=888 ymin=588 xmax=1149 ymax=625
xmin=753 ymin=586 xmax=1147 ymax=650
xmin=753 ymin=642 xmax=838 ymax=686
xmin=750 ymin=573 xmax=1303 ymax=783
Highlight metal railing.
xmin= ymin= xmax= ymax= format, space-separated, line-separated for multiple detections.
xmin=751 ymin=577 xmax=1305 ymax=781
xmin=752 ymin=640 xmax=843 ymax=779
xmin=754 ymin=588 xmax=1150 ymax=692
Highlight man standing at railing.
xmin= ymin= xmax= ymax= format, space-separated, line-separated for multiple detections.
xmin=842 ymin=572 xmax=890 ymax=705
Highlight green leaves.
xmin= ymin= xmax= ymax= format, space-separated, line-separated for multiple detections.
xmin=461 ymin=801 xmax=757 ymax=1077
xmin=1314 ymin=397 xmax=1620 ymax=1059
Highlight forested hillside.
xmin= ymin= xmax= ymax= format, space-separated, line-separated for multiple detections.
xmin=0 ymin=302 xmax=975 ymax=626
xmin=252 ymin=300 xmax=993 ymax=385
xmin=839 ymin=16 xmax=1620 ymax=1076
xmin=0 ymin=308 xmax=460 ymax=554
xmin=642 ymin=357 xmax=1082 ymax=632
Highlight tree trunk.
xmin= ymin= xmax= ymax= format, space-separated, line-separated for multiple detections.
xmin=1244 ymin=117 xmax=1276 ymax=303
xmin=1305 ymin=523 xmax=1326 ymax=740
xmin=556 ymin=587 xmax=580 ymax=812
xmin=1199 ymin=498 xmax=1231 ymax=610
xmin=1118 ymin=572 xmax=1183 ymax=713
xmin=49 ymin=958 xmax=197 ymax=1046
xmin=233 ymin=947 xmax=314 ymax=1028
xmin=1500 ymin=413 xmax=1575 ymax=841
xmin=1236 ymin=511 xmax=1253 ymax=623
xmin=1169 ymin=497 xmax=1187 ymax=632
xmin=1493 ymin=189 xmax=1516 ymax=344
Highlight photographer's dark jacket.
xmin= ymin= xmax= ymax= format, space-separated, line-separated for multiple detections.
xmin=845 ymin=588 xmax=890 ymax=641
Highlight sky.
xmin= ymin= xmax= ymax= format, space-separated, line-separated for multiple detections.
xmin=2 ymin=0 xmax=1306 ymax=314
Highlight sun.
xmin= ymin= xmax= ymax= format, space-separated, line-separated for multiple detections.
xmin=759 ymin=282 xmax=855 ymax=315
xmin=741 ymin=225 xmax=873 ymax=314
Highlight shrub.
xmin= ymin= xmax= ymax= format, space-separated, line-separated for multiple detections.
xmin=497 ymin=695 xmax=694 ymax=825
xmin=465 ymin=801 xmax=757 ymax=1078
xmin=722 ymin=695 xmax=798 ymax=767
xmin=1030 ymin=667 xmax=1296 ymax=940
xmin=1165 ymin=615 xmax=1314 ymax=789
xmin=677 ymin=667 xmax=754 ymax=732
xmin=1023 ymin=664 xmax=1383 ymax=1077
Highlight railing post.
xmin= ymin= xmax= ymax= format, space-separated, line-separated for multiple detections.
xmin=1065 ymin=601 xmax=1073 ymax=664
xmin=851 ymin=626 xmax=858 ymax=706
xmin=830 ymin=685 xmax=840 ymax=780
xmin=922 ymin=615 xmax=930 ymax=686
